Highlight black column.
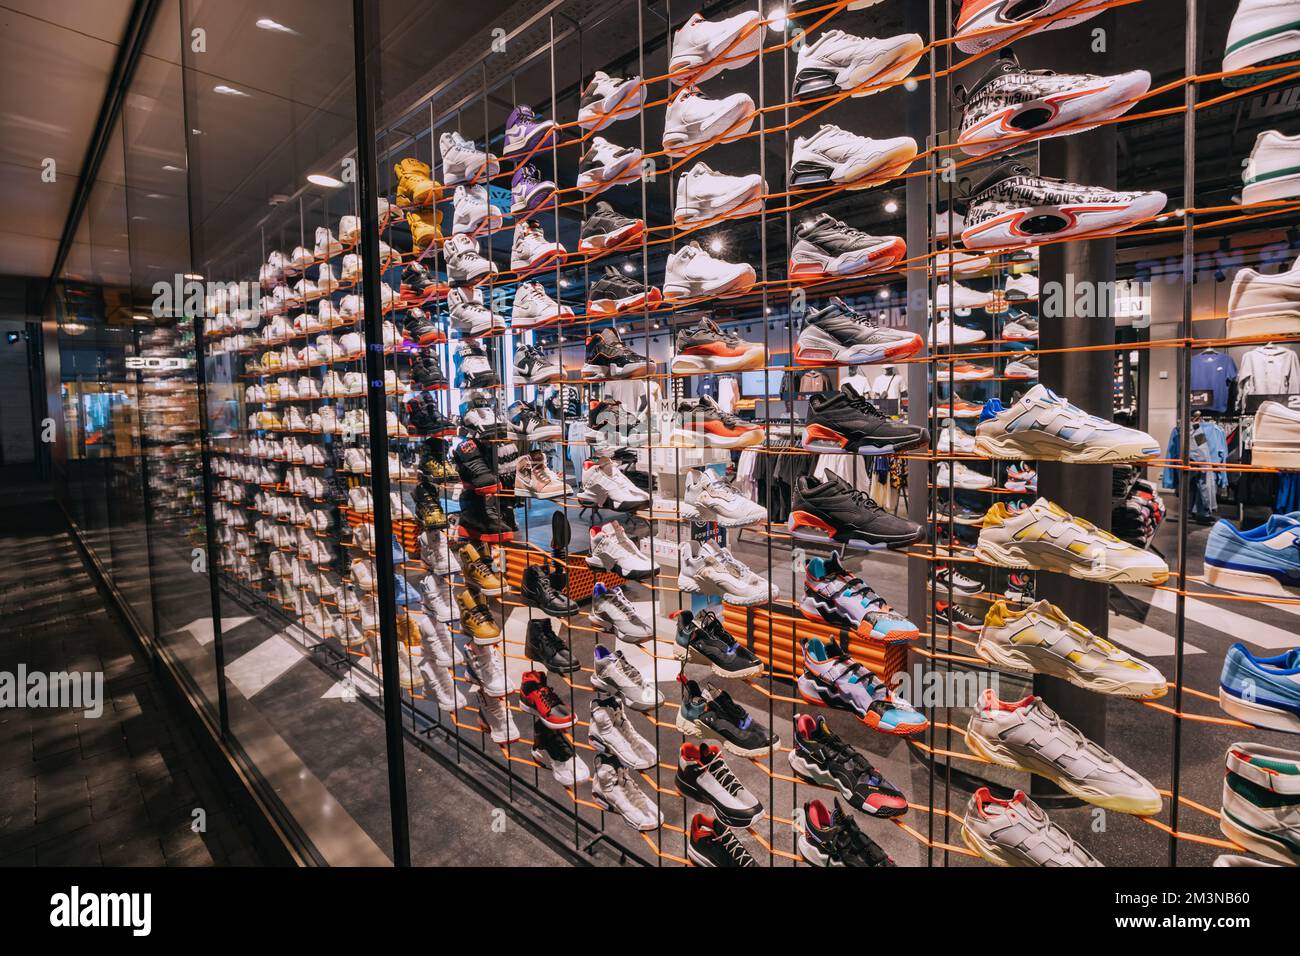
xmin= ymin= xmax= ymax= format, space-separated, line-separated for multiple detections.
xmin=1032 ymin=9 xmax=1119 ymax=765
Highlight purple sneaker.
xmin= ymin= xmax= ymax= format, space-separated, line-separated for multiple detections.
xmin=510 ymin=164 xmax=557 ymax=218
xmin=504 ymin=105 xmax=557 ymax=156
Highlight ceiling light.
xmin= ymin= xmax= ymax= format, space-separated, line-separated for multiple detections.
xmin=307 ymin=173 xmax=344 ymax=188
xmin=709 ymin=237 xmax=724 ymax=253
xmin=145 ymin=193 xmax=164 ymax=199
xmin=184 ymin=273 xmax=203 ymax=280
xmin=622 ymin=261 xmax=636 ymax=274
xmin=256 ymin=18 xmax=296 ymax=33
xmin=213 ymin=84 xmax=248 ymax=97
xmin=883 ymin=199 xmax=899 ymax=214
xmin=162 ymin=164 xmax=183 ymax=172
xmin=767 ymin=7 xmax=787 ymax=32
xmin=878 ymin=288 xmax=889 ymax=299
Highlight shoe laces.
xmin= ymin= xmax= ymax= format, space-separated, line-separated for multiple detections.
xmin=707 ymin=687 xmax=753 ymax=730
xmin=833 ymin=816 xmax=889 ymax=865
xmin=716 ymin=827 xmax=754 ymax=865
xmin=611 ymin=651 xmax=644 ymax=686
xmin=465 ymin=600 xmax=494 ymax=627
xmin=703 ymin=752 xmax=747 ymax=800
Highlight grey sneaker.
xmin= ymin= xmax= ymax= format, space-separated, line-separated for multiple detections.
xmin=589 ymin=584 xmax=654 ymax=641
xmin=965 ymin=689 xmax=1161 ymax=816
xmin=975 ymin=384 xmax=1160 ymax=463
xmin=588 ymin=695 xmax=657 ymax=769
xmin=590 ymin=645 xmax=662 ymax=710
xmin=591 ymin=756 xmax=663 ymax=831
xmin=961 ymin=788 xmax=1102 ymax=867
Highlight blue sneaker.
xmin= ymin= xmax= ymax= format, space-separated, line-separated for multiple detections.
xmin=393 ymin=573 xmax=420 ymax=608
xmin=1204 ymin=514 xmax=1300 ymax=598
xmin=1220 ymin=644 xmax=1300 ymax=734
xmin=799 ymin=554 xmax=919 ymax=645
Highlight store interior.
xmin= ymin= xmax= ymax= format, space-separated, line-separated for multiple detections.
xmin=25 ymin=0 xmax=1300 ymax=867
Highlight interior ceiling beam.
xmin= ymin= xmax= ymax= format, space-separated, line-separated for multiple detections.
xmin=44 ymin=0 xmax=163 ymax=299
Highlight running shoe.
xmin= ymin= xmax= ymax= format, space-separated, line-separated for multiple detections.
xmin=790 ymin=124 xmax=918 ymax=189
xmin=582 ymin=327 xmax=652 ymax=380
xmin=977 ymin=497 xmax=1169 ymax=584
xmin=789 ymin=473 xmax=923 ymax=549
xmin=794 ymin=297 xmax=923 ymax=365
xmin=803 ymin=386 xmax=929 ymax=455
xmin=788 ymin=212 xmax=906 ymax=279
xmin=797 ymin=638 xmax=928 ymax=735
xmin=673 ymin=396 xmax=764 ymax=449
xmin=663 ymin=87 xmax=756 ymax=157
xmin=795 ymin=798 xmax=895 ymax=867
xmin=954 ymin=0 xmax=1110 ymax=55
xmin=591 ymin=645 xmax=662 ymax=711
xmin=966 ymin=688 xmax=1162 ymax=816
xmin=957 ymin=50 xmax=1150 ymax=157
xmin=579 ymin=71 xmax=644 ymax=130
xmin=978 ymin=600 xmax=1168 ymax=699
xmin=800 ymin=553 xmax=919 ymax=645
xmin=676 ymin=676 xmax=778 ymax=757
xmin=1219 ymin=742 xmax=1300 ymax=865
xmin=687 ymin=814 xmax=759 ymax=867
xmin=788 ymin=714 xmax=908 ymax=817
xmin=792 ymin=28 xmax=924 ymax=101
xmin=670 ymin=317 xmax=765 ymax=373
xmin=1219 ymin=643 xmax=1300 ymax=734
xmin=673 ymin=609 xmax=763 ymax=679
xmin=976 ymin=384 xmax=1160 ymax=463
xmin=669 ymin=10 xmax=764 ymax=85
xmin=961 ymin=161 xmax=1166 ymax=250
xmin=961 ymin=788 xmax=1102 ymax=867
xmin=678 ymin=540 xmax=775 ymax=606
xmin=675 ymin=742 xmax=763 ymax=827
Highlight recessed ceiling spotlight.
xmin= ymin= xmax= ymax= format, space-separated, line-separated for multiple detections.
xmin=878 ymin=288 xmax=889 ymax=299
xmin=213 ymin=84 xmax=249 ymax=97
xmin=767 ymin=7 xmax=788 ymax=32
xmin=622 ymin=261 xmax=636 ymax=274
xmin=307 ymin=173 xmax=344 ymax=188
xmin=709 ymin=237 xmax=724 ymax=253
xmin=256 ymin=18 xmax=296 ymax=33
xmin=883 ymin=199 xmax=899 ymax=214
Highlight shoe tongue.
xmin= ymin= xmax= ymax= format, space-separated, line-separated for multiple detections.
xmin=968 ymin=160 xmax=1031 ymax=198
xmin=830 ymin=798 xmax=852 ymax=827
xmin=1022 ymin=383 xmax=1055 ymax=404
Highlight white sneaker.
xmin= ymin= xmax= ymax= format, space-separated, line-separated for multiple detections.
xmin=314 ymin=227 xmax=343 ymax=259
xmin=316 ymin=264 xmax=340 ymax=295
xmin=589 ymin=584 xmax=654 ymax=641
xmin=670 ymin=10 xmax=764 ymax=85
xmin=348 ymin=486 xmax=374 ymax=514
xmin=937 ymin=461 xmax=994 ymax=490
xmin=421 ymin=661 xmax=466 ymax=710
xmin=588 ymin=697 xmax=657 ymax=769
xmin=662 ymin=86 xmax=755 ymax=156
xmin=1228 ymin=253 xmax=1300 ymax=337
xmin=586 ymin=521 xmax=655 ymax=578
xmin=577 ymin=136 xmax=643 ymax=193
xmin=512 ymin=281 xmax=574 ymax=330
xmin=679 ymin=540 xmax=774 ymax=606
xmin=447 ymin=286 xmax=505 ymax=336
xmin=683 ymin=469 xmax=766 ymax=528
xmin=289 ymin=245 xmax=313 ymax=271
xmin=510 ymin=220 xmax=566 ymax=273
xmin=793 ymin=29 xmax=924 ymax=100
xmin=451 ymin=184 xmax=504 ymax=235
xmin=790 ymin=124 xmax=917 ymax=187
xmin=418 ymin=529 xmax=458 ymax=575
xmin=928 ymin=319 xmax=987 ymax=347
xmin=1005 ymin=274 xmax=1039 ymax=300
xmin=341 ymin=253 xmax=363 ymax=283
xmin=578 ymin=71 xmax=644 ymax=130
xmin=440 ymin=130 xmax=499 ymax=185
xmin=592 ymin=758 xmax=663 ymax=830
xmin=937 ymin=422 xmax=977 ymax=454
xmin=935 ymin=281 xmax=994 ymax=311
xmin=591 ymin=645 xmax=663 ymax=710
xmin=476 ymin=689 xmax=521 ymax=743
xmin=934 ymin=247 xmax=992 ymax=277
xmin=460 ymin=642 xmax=513 ymax=697
xmin=443 ymin=233 xmax=497 ymax=285
xmin=673 ymin=162 xmax=765 ymax=225
xmin=664 ymin=241 xmax=756 ymax=300
xmin=1244 ymin=130 xmax=1300 ymax=205
xmin=1225 ymin=0 xmax=1300 ymax=85
xmin=577 ymin=458 xmax=650 ymax=511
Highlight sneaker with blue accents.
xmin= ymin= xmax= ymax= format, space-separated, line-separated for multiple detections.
xmin=800 ymin=552 xmax=919 ymax=645
xmin=1205 ymin=514 xmax=1300 ymax=599
xmin=1219 ymin=643 xmax=1300 ymax=734
xmin=796 ymin=638 xmax=928 ymax=736
xmin=976 ymin=384 xmax=1160 ymax=463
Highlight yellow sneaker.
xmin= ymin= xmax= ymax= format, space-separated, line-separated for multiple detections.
xmin=457 ymin=543 xmax=506 ymax=595
xmin=457 ymin=588 xmax=501 ymax=644
xmin=406 ymin=209 xmax=443 ymax=253
xmin=394 ymin=158 xmax=441 ymax=208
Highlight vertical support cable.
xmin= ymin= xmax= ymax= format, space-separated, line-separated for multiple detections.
xmin=352 ymin=0 xmax=411 ymax=867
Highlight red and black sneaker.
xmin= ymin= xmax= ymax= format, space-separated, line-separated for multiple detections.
xmin=453 ymin=438 xmax=499 ymax=495
xmin=402 ymin=306 xmax=446 ymax=346
xmin=521 ymin=670 xmax=574 ymax=730
xmin=934 ymin=600 xmax=982 ymax=633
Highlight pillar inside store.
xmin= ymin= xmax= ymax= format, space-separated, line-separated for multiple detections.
xmin=1032 ymin=10 xmax=1119 ymax=762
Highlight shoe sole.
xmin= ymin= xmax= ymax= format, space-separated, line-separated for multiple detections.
xmin=974 ymin=432 xmax=1157 ymax=464
xmin=578 ymin=221 xmax=644 ymax=252
xmin=790 ymin=140 xmax=918 ymax=190
xmin=670 ymin=343 xmax=765 ymax=374
xmin=975 ymin=635 xmax=1166 ymax=700
xmin=587 ymin=288 xmax=663 ymax=316
xmin=670 ymin=427 xmax=764 ymax=450
xmin=961 ymin=191 xmax=1167 ymax=251
xmin=672 ymin=642 xmax=763 ymax=680
xmin=801 ymin=424 xmax=928 ymax=456
xmin=974 ymin=538 xmax=1168 ymax=585
xmin=584 ymin=556 xmax=655 ymax=580
xmin=789 ymin=236 xmax=907 ymax=280
xmin=1205 ymin=561 xmax=1300 ymax=600
xmin=1218 ymin=686 xmax=1300 ymax=734
xmin=1219 ymin=811 xmax=1300 ymax=866
xmin=663 ymin=268 xmax=756 ymax=302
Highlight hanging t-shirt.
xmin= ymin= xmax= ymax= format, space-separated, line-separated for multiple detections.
xmin=1190 ymin=350 xmax=1236 ymax=413
xmin=871 ymin=372 xmax=904 ymax=401
xmin=1239 ymin=345 xmax=1300 ymax=408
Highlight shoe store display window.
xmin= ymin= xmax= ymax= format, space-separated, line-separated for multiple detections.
xmin=41 ymin=0 xmax=1300 ymax=868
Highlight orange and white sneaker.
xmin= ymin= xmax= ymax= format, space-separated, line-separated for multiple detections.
xmin=954 ymin=0 xmax=1110 ymax=55
xmin=935 ymin=361 xmax=996 ymax=382
xmin=673 ymin=396 xmax=764 ymax=449
xmin=670 ymin=317 xmax=764 ymax=374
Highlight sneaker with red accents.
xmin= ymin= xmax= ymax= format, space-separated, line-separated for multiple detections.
xmin=788 ymin=713 xmax=909 ymax=817
xmin=673 ymin=396 xmax=764 ymax=449
xmin=521 ymin=670 xmax=575 ymax=730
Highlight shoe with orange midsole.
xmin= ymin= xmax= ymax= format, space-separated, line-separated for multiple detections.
xmin=673 ymin=396 xmax=764 ymax=449
xmin=788 ymin=473 xmax=923 ymax=550
xmin=671 ymin=317 xmax=765 ymax=374
xmin=803 ymin=386 xmax=929 ymax=455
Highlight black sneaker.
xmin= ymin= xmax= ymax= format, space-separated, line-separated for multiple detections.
xmin=803 ymin=386 xmax=929 ymax=455
xmin=789 ymin=473 xmax=923 ymax=549
xmin=581 ymin=327 xmax=652 ymax=381
xmin=587 ymin=266 xmax=660 ymax=315
xmin=961 ymin=160 xmax=1165 ymax=250
xmin=934 ymin=599 xmax=982 ymax=633
xmin=457 ymin=486 xmax=512 ymax=542
xmin=522 ymin=561 xmax=578 ymax=616
xmin=934 ymin=500 xmax=984 ymax=526
xmin=789 ymin=212 xmax=905 ymax=280
xmin=403 ymin=393 xmax=457 ymax=437
xmin=578 ymin=201 xmax=643 ymax=252
xmin=687 ymin=814 xmax=758 ymax=867
xmin=456 ymin=340 xmax=499 ymax=389
xmin=410 ymin=347 xmax=447 ymax=389
xmin=1004 ymin=571 xmax=1035 ymax=603
xmin=413 ymin=481 xmax=448 ymax=529
xmin=788 ymin=714 xmax=908 ymax=817
xmin=453 ymin=437 xmax=499 ymax=494
xmin=524 ymin=618 xmax=579 ymax=674
xmin=935 ymin=565 xmax=983 ymax=597
xmin=674 ymin=610 xmax=762 ymax=679
xmin=669 ymin=317 xmax=763 ymax=375
xmin=676 ymin=677 xmax=777 ymax=758
xmin=514 ymin=343 xmax=563 ymax=385
xmin=530 ymin=720 xmax=589 ymax=785
xmin=674 ymin=741 xmax=763 ymax=827
xmin=402 ymin=306 xmax=443 ymax=346
xmin=797 ymin=797 xmax=895 ymax=867
xmin=508 ymin=400 xmax=562 ymax=443
xmin=400 ymin=262 xmax=440 ymax=302
xmin=585 ymin=397 xmax=649 ymax=448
